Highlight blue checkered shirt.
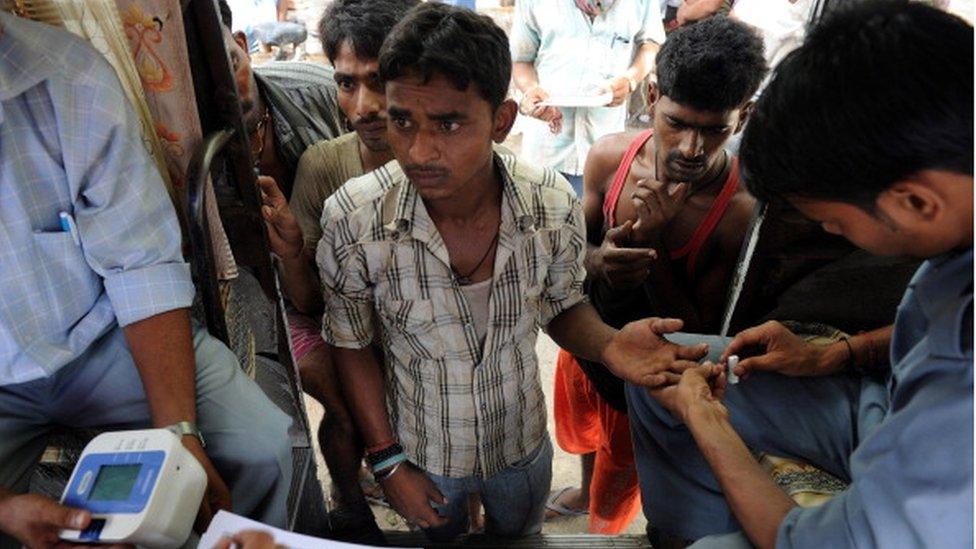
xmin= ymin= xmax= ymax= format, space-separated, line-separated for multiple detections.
xmin=0 ymin=13 xmax=194 ymax=386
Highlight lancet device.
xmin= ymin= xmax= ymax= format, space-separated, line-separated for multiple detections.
xmin=59 ymin=429 xmax=207 ymax=548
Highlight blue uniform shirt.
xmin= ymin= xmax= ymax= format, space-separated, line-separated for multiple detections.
xmin=0 ymin=13 xmax=195 ymax=385
xmin=778 ymin=248 xmax=974 ymax=547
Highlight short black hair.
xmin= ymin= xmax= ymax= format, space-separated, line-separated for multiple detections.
xmin=318 ymin=0 xmax=420 ymax=64
xmin=378 ymin=2 xmax=511 ymax=109
xmin=217 ymin=0 xmax=233 ymax=30
xmin=656 ymin=16 xmax=767 ymax=112
xmin=741 ymin=1 xmax=974 ymax=206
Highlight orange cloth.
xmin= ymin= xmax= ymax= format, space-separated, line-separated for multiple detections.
xmin=553 ymin=349 xmax=641 ymax=534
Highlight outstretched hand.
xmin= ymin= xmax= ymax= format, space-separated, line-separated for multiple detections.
xmin=601 ymin=317 xmax=709 ymax=387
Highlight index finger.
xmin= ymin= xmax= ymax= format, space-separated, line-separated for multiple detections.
xmin=256 ymin=176 xmax=283 ymax=200
xmin=603 ymin=246 xmax=657 ymax=264
xmin=721 ymin=324 xmax=773 ymax=362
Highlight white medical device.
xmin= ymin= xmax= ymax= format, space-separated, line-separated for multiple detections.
xmin=726 ymin=355 xmax=740 ymax=385
xmin=59 ymin=429 xmax=207 ymax=548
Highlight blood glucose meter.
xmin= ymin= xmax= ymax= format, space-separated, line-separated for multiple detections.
xmin=59 ymin=429 xmax=207 ymax=548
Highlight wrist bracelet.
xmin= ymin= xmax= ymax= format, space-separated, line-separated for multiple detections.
xmin=840 ymin=337 xmax=855 ymax=370
xmin=374 ymin=460 xmax=405 ymax=483
xmin=366 ymin=442 xmax=404 ymax=467
xmin=371 ymin=452 xmax=407 ymax=476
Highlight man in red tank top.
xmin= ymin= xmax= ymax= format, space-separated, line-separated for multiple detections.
xmin=547 ymin=17 xmax=767 ymax=533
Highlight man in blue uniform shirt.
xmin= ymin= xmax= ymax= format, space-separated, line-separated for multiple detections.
xmin=0 ymin=12 xmax=292 ymax=547
xmin=627 ymin=3 xmax=974 ymax=547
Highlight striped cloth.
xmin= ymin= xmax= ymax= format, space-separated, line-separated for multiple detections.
xmin=254 ymin=61 xmax=344 ymax=187
xmin=317 ymin=154 xmax=586 ymax=477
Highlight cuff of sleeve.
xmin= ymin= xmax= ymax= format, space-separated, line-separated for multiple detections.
xmin=541 ymin=292 xmax=588 ymax=329
xmin=104 ymin=262 xmax=195 ymax=327
xmin=321 ymin=330 xmax=373 ymax=350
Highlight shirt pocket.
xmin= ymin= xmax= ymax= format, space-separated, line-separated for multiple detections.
xmin=29 ymin=230 xmax=98 ymax=327
xmin=377 ymin=298 xmax=444 ymax=360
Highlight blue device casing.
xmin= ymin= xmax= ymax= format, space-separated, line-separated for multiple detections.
xmin=62 ymin=451 xmax=165 ymax=514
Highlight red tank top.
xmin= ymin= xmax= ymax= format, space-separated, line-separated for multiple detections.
xmin=601 ymin=129 xmax=740 ymax=279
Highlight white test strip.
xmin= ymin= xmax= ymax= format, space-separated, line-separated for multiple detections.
xmin=727 ymin=355 xmax=740 ymax=385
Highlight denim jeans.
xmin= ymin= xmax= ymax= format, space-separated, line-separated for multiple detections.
xmin=423 ymin=438 xmax=553 ymax=542
xmin=560 ymin=172 xmax=584 ymax=198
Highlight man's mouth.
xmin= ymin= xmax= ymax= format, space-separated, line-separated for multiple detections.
xmin=356 ymin=119 xmax=386 ymax=136
xmin=405 ymin=166 xmax=449 ymax=183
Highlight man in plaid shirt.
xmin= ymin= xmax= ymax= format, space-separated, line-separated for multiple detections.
xmin=313 ymin=4 xmax=707 ymax=541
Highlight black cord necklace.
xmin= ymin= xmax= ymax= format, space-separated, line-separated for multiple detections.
xmin=453 ymin=230 xmax=500 ymax=286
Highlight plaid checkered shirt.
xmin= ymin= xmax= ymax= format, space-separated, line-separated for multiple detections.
xmin=317 ymin=153 xmax=587 ymax=477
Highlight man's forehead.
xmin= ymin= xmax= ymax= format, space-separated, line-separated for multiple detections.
xmin=386 ymin=73 xmax=486 ymax=114
xmin=658 ymin=95 xmax=739 ymax=125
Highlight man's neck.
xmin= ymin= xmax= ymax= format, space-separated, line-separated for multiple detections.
xmin=358 ymin=139 xmax=394 ymax=173
xmin=426 ymin=156 xmax=501 ymax=224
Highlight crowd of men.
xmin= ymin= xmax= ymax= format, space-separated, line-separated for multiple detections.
xmin=0 ymin=1 xmax=971 ymax=548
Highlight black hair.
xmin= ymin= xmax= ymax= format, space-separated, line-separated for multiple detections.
xmin=656 ymin=15 xmax=767 ymax=112
xmin=378 ymin=2 xmax=511 ymax=109
xmin=740 ymin=1 xmax=974 ymax=206
xmin=318 ymin=0 xmax=420 ymax=64
xmin=217 ymin=0 xmax=233 ymax=30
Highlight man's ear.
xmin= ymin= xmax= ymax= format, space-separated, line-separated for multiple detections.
xmin=492 ymin=99 xmax=518 ymax=143
xmin=734 ymin=100 xmax=754 ymax=134
xmin=875 ymin=178 xmax=945 ymax=228
xmin=233 ymin=31 xmax=250 ymax=56
xmin=645 ymin=79 xmax=659 ymax=118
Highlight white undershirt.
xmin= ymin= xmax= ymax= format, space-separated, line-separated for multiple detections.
xmin=460 ymin=278 xmax=492 ymax=346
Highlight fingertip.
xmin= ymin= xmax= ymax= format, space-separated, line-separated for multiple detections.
xmin=71 ymin=510 xmax=90 ymax=529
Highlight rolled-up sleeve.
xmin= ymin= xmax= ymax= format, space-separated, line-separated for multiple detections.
xmin=316 ymin=200 xmax=376 ymax=349
xmin=510 ymin=0 xmax=541 ymax=63
xmin=64 ymin=53 xmax=194 ymax=327
xmin=540 ymin=198 xmax=587 ymax=327
xmin=777 ymin=362 xmax=973 ymax=548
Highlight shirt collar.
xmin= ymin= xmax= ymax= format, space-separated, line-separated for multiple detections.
xmin=387 ymin=152 xmax=537 ymax=242
xmin=0 ymin=12 xmax=62 ymax=126
xmin=910 ymin=246 xmax=973 ymax=322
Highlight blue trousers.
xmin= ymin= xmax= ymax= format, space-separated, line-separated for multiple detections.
xmin=424 ymin=438 xmax=553 ymax=542
xmin=560 ymin=172 xmax=584 ymax=198
xmin=0 ymin=324 xmax=293 ymax=535
xmin=627 ymin=333 xmax=889 ymax=540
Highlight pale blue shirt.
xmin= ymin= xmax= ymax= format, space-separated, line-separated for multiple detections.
xmin=511 ymin=0 xmax=665 ymax=175
xmin=778 ymin=248 xmax=974 ymax=547
xmin=0 ymin=13 xmax=194 ymax=385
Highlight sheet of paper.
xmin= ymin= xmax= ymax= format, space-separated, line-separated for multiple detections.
xmin=198 ymin=510 xmax=406 ymax=549
xmin=538 ymin=91 xmax=613 ymax=107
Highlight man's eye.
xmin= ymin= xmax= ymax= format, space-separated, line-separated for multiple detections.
xmin=392 ymin=117 xmax=412 ymax=129
xmin=439 ymin=121 xmax=460 ymax=133
xmin=337 ymin=80 xmax=355 ymax=92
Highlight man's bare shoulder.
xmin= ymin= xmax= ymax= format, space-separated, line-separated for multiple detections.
xmin=587 ymin=130 xmax=653 ymax=186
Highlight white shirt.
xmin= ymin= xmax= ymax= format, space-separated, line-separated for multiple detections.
xmin=511 ymin=0 xmax=666 ymax=175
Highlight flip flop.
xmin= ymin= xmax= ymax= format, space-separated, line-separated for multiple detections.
xmin=544 ymin=486 xmax=589 ymax=519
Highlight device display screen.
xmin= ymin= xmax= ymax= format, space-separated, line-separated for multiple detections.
xmin=88 ymin=464 xmax=142 ymax=501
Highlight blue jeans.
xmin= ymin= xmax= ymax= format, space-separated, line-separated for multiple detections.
xmin=423 ymin=438 xmax=553 ymax=542
xmin=560 ymin=172 xmax=584 ymax=198
xmin=626 ymin=333 xmax=888 ymax=540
